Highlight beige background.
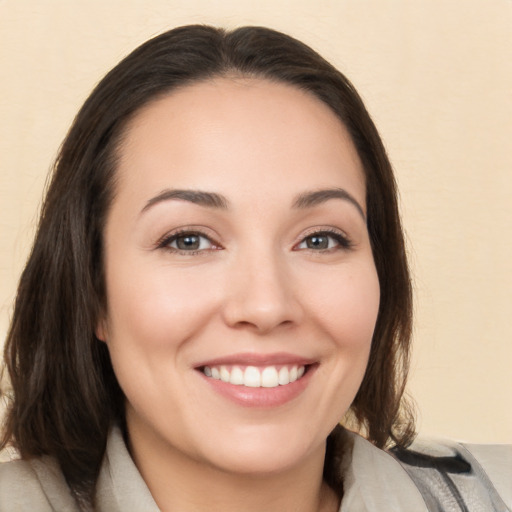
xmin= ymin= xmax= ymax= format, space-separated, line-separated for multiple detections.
xmin=1 ymin=1 xmax=511 ymax=443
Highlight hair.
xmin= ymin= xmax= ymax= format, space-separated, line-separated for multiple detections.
xmin=1 ymin=24 xmax=414 ymax=508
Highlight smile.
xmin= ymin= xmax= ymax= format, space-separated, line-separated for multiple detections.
xmin=195 ymin=353 xmax=316 ymax=407
xmin=202 ymin=364 xmax=306 ymax=388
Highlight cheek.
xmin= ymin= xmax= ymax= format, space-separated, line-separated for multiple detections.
xmin=102 ymin=263 xmax=224 ymax=423
xmin=104 ymin=260 xmax=222 ymax=354
xmin=303 ymin=261 xmax=380 ymax=349
xmin=296 ymin=260 xmax=380 ymax=428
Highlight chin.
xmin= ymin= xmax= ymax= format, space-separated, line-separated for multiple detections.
xmin=196 ymin=424 xmax=327 ymax=476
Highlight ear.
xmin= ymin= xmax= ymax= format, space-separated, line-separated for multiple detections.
xmin=95 ymin=315 xmax=109 ymax=343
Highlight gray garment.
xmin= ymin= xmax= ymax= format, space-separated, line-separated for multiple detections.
xmin=0 ymin=426 xmax=510 ymax=511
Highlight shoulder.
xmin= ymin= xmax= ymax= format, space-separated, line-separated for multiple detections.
xmin=0 ymin=456 xmax=79 ymax=511
xmin=335 ymin=428 xmax=512 ymax=511
xmin=390 ymin=437 xmax=512 ymax=511
xmin=0 ymin=458 xmax=52 ymax=511
xmin=455 ymin=441 xmax=511 ymax=508
xmin=461 ymin=441 xmax=512 ymax=505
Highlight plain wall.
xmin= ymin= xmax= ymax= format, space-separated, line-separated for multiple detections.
xmin=1 ymin=0 xmax=511 ymax=443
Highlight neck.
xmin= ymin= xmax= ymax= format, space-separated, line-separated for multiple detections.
xmin=126 ymin=421 xmax=340 ymax=512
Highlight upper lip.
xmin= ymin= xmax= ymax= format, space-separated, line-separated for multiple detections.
xmin=194 ymin=352 xmax=316 ymax=368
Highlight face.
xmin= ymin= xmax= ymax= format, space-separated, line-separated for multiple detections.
xmin=98 ymin=78 xmax=380 ymax=476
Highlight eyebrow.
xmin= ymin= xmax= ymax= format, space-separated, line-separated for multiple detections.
xmin=141 ymin=187 xmax=365 ymax=220
xmin=292 ymin=188 xmax=366 ymax=220
xmin=141 ymin=189 xmax=229 ymax=214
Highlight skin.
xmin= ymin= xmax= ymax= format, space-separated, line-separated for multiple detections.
xmin=97 ymin=77 xmax=380 ymax=512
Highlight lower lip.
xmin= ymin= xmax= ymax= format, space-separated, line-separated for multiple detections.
xmin=198 ymin=365 xmax=317 ymax=408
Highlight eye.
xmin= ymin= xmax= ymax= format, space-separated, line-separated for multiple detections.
xmin=159 ymin=231 xmax=218 ymax=253
xmin=295 ymin=231 xmax=351 ymax=251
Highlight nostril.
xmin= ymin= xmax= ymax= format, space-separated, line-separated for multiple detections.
xmin=230 ymin=318 xmax=295 ymax=334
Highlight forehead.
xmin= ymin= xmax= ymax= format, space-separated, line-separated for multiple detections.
xmin=115 ymin=77 xmax=366 ymax=210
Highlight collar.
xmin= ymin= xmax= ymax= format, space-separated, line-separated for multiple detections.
xmin=338 ymin=430 xmax=428 ymax=512
xmin=95 ymin=425 xmax=159 ymax=511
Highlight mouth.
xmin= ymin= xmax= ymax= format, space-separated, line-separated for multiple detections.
xmin=194 ymin=354 xmax=317 ymax=407
xmin=200 ymin=364 xmax=309 ymax=388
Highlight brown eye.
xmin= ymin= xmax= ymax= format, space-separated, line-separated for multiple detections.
xmin=163 ymin=232 xmax=215 ymax=252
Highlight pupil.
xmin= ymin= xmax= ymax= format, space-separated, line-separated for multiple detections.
xmin=307 ymin=236 xmax=328 ymax=249
xmin=177 ymin=235 xmax=199 ymax=250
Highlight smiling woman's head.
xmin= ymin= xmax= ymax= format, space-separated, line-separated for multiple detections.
xmin=1 ymin=25 xmax=413 ymax=505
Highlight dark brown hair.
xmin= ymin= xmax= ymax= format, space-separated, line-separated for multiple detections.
xmin=1 ymin=24 xmax=414 ymax=507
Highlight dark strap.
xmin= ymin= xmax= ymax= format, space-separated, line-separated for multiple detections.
xmin=390 ymin=442 xmax=510 ymax=512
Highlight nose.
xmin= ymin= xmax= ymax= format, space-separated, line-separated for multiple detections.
xmin=221 ymin=248 xmax=303 ymax=334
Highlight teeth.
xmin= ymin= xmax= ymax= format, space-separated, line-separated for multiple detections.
xmin=220 ymin=366 xmax=230 ymax=383
xmin=244 ymin=366 xmax=261 ymax=387
xmin=202 ymin=364 xmax=306 ymax=388
xmin=261 ymin=367 xmax=279 ymax=388
xmin=278 ymin=366 xmax=290 ymax=385
xmin=229 ymin=366 xmax=244 ymax=385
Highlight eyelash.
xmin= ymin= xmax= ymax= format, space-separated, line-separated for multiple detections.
xmin=156 ymin=228 xmax=352 ymax=255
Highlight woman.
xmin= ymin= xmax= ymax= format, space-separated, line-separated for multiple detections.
xmin=0 ymin=25 xmax=510 ymax=512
